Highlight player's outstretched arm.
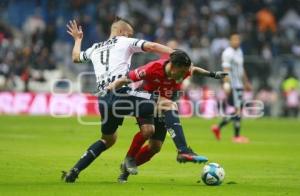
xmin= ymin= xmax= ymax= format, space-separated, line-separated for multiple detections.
xmin=191 ymin=65 xmax=228 ymax=79
xmin=143 ymin=42 xmax=174 ymax=54
xmin=66 ymin=20 xmax=83 ymax=63
xmin=106 ymin=64 xmax=148 ymax=93
xmin=106 ymin=76 xmax=132 ymax=92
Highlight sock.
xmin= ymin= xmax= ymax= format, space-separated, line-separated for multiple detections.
xmin=233 ymin=116 xmax=241 ymax=137
xmin=219 ymin=112 xmax=237 ymax=129
xmin=126 ymin=131 xmax=147 ymax=158
xmin=164 ymin=110 xmax=188 ymax=152
xmin=72 ymin=140 xmax=106 ymax=173
xmin=135 ymin=145 xmax=156 ymax=166
xmin=218 ymin=117 xmax=231 ymax=129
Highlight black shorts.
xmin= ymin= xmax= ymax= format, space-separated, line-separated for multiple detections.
xmin=228 ymin=88 xmax=244 ymax=108
xmin=98 ymin=87 xmax=156 ymax=135
xmin=137 ymin=117 xmax=167 ymax=142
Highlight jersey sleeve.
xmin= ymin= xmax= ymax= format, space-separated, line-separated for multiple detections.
xmin=128 ymin=61 xmax=155 ymax=82
xmin=125 ymin=37 xmax=147 ymax=53
xmin=221 ymin=49 xmax=232 ymax=69
xmin=79 ymin=44 xmax=97 ymax=63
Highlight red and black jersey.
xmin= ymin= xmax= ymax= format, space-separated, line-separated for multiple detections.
xmin=128 ymin=59 xmax=191 ymax=99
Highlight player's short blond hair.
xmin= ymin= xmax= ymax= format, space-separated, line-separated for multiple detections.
xmin=111 ymin=16 xmax=133 ymax=33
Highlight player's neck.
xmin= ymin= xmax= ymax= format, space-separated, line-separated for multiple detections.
xmin=231 ymin=46 xmax=239 ymax=50
xmin=165 ymin=62 xmax=172 ymax=78
xmin=109 ymin=34 xmax=117 ymax=39
xmin=109 ymin=31 xmax=120 ymax=39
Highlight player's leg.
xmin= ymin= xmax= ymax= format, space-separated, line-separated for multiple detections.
xmin=118 ymin=139 xmax=164 ymax=183
xmin=158 ymin=98 xmax=188 ymax=151
xmin=125 ymin=131 xmax=147 ymax=159
xmin=62 ymin=93 xmax=122 ymax=183
xmin=118 ymin=87 xmax=156 ymax=174
xmin=232 ymin=111 xmax=242 ymax=137
xmin=211 ymin=89 xmax=236 ymax=140
xmin=136 ymin=139 xmax=163 ymax=166
xmin=118 ymin=118 xmax=166 ymax=183
xmin=135 ymin=117 xmax=166 ymax=166
xmin=158 ymin=98 xmax=208 ymax=163
xmin=211 ymin=116 xmax=235 ymax=140
xmin=232 ymin=89 xmax=249 ymax=143
xmin=231 ymin=109 xmax=249 ymax=143
xmin=126 ymin=119 xmax=155 ymax=159
xmin=62 ymin=128 xmax=119 ymax=182
xmin=124 ymin=123 xmax=154 ymax=175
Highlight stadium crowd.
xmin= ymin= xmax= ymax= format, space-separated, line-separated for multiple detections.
xmin=0 ymin=0 xmax=299 ymax=117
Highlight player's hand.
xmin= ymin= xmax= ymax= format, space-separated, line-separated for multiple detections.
xmin=96 ymin=88 xmax=109 ymax=97
xmin=66 ymin=20 xmax=83 ymax=41
xmin=213 ymin=71 xmax=228 ymax=79
xmin=223 ymin=82 xmax=231 ymax=95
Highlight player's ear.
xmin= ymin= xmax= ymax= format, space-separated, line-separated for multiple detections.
xmin=118 ymin=29 xmax=122 ymax=35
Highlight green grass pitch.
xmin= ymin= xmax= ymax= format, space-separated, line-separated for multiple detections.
xmin=0 ymin=116 xmax=299 ymax=196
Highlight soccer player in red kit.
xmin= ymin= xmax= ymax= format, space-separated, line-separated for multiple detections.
xmin=106 ymin=50 xmax=227 ymax=182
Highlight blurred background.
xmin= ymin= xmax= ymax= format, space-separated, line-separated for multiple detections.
xmin=0 ymin=0 xmax=299 ymax=117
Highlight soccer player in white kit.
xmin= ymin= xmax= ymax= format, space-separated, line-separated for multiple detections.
xmin=211 ymin=33 xmax=252 ymax=143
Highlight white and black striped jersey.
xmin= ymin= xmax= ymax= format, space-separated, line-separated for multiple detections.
xmin=79 ymin=36 xmax=146 ymax=90
xmin=221 ymin=47 xmax=244 ymax=89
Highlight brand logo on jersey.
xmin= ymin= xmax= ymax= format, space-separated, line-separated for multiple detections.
xmin=136 ymin=70 xmax=146 ymax=79
xmin=167 ymin=128 xmax=176 ymax=138
xmin=95 ymin=37 xmax=118 ymax=49
xmin=153 ymin=79 xmax=160 ymax=83
xmin=97 ymin=74 xmax=123 ymax=90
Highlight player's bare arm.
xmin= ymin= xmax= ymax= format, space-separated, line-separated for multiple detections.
xmin=143 ymin=42 xmax=174 ymax=54
xmin=66 ymin=20 xmax=83 ymax=63
xmin=106 ymin=76 xmax=132 ymax=92
xmin=191 ymin=65 xmax=228 ymax=79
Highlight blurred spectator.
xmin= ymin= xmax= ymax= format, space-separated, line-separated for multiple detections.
xmin=279 ymin=9 xmax=300 ymax=31
xmin=281 ymin=73 xmax=300 ymax=117
xmin=256 ymin=84 xmax=278 ymax=116
xmin=22 ymin=9 xmax=46 ymax=36
xmin=256 ymin=7 xmax=277 ymax=33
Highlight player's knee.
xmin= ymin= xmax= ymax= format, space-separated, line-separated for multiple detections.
xmin=140 ymin=124 xmax=154 ymax=139
xmin=148 ymin=140 xmax=163 ymax=154
xmin=101 ymin=134 xmax=117 ymax=148
xmin=164 ymin=101 xmax=178 ymax=111
xmin=150 ymin=145 xmax=161 ymax=154
xmin=170 ymin=102 xmax=178 ymax=111
xmin=158 ymin=99 xmax=177 ymax=111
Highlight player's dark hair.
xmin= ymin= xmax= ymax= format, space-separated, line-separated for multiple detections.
xmin=230 ymin=31 xmax=239 ymax=38
xmin=113 ymin=16 xmax=134 ymax=29
xmin=170 ymin=50 xmax=191 ymax=68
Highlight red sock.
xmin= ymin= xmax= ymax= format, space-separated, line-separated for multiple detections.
xmin=135 ymin=145 xmax=156 ymax=166
xmin=126 ymin=131 xmax=147 ymax=157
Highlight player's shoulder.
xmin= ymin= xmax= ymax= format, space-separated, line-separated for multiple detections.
xmin=87 ymin=42 xmax=99 ymax=49
xmin=116 ymin=36 xmax=138 ymax=43
xmin=222 ymin=47 xmax=234 ymax=55
xmin=115 ymin=36 xmax=128 ymax=41
xmin=222 ymin=47 xmax=236 ymax=59
xmin=141 ymin=59 xmax=167 ymax=77
xmin=145 ymin=59 xmax=167 ymax=70
xmin=237 ymin=48 xmax=244 ymax=55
